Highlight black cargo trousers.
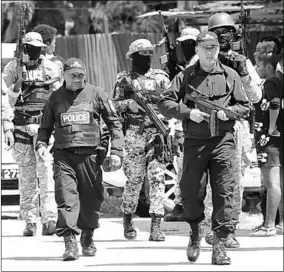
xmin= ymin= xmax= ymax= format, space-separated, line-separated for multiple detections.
xmin=53 ymin=147 xmax=104 ymax=237
xmin=180 ymin=132 xmax=236 ymax=238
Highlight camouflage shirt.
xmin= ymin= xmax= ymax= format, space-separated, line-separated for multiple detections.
xmin=113 ymin=68 xmax=170 ymax=124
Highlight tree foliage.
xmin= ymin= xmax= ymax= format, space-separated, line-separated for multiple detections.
xmin=1 ymin=0 xmax=169 ymax=42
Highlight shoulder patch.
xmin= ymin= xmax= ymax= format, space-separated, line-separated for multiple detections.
xmin=117 ymin=70 xmax=129 ymax=81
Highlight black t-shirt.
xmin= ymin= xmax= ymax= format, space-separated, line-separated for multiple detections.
xmin=254 ymin=76 xmax=283 ymax=162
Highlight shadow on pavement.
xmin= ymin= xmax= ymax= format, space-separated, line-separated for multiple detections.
xmin=85 ymin=261 xmax=211 ymax=267
xmin=105 ymin=246 xmax=282 ymax=252
xmin=2 ymin=257 xmax=62 ymax=261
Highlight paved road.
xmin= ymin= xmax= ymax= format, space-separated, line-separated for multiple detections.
xmin=1 ymin=218 xmax=283 ymax=271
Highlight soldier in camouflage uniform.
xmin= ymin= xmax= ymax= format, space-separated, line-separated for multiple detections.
xmin=2 ymin=32 xmax=61 ymax=236
xmin=204 ymin=13 xmax=262 ymax=248
xmin=113 ymin=39 xmax=171 ymax=241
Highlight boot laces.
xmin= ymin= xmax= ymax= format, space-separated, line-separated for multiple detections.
xmin=215 ymin=239 xmax=227 ymax=257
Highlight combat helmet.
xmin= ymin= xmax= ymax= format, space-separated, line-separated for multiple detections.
xmin=176 ymin=27 xmax=200 ymax=42
xmin=126 ymin=39 xmax=155 ymax=59
xmin=208 ymin=13 xmax=237 ymax=32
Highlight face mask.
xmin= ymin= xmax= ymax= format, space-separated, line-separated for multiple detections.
xmin=25 ymin=44 xmax=42 ymax=60
xmin=181 ymin=40 xmax=196 ymax=62
xmin=131 ymin=52 xmax=151 ymax=73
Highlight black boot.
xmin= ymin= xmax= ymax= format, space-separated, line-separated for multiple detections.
xmin=211 ymin=232 xmax=231 ymax=265
xmin=23 ymin=223 xmax=37 ymax=236
xmin=149 ymin=214 xmax=165 ymax=241
xmin=164 ymin=204 xmax=185 ymax=222
xmin=80 ymin=228 xmax=97 ymax=256
xmin=42 ymin=220 xmax=56 ymax=236
xmin=123 ymin=213 xmax=137 ymax=240
xmin=63 ymin=230 xmax=79 ymax=261
xmin=187 ymin=223 xmax=203 ymax=262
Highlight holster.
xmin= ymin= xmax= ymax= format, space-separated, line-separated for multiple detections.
xmin=208 ymin=110 xmax=219 ymax=137
xmin=14 ymin=129 xmax=33 ymax=145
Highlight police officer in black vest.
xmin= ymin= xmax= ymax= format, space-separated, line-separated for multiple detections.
xmin=36 ymin=58 xmax=124 ymax=261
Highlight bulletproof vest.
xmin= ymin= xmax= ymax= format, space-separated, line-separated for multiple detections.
xmin=54 ymin=85 xmax=101 ymax=149
xmin=14 ymin=62 xmax=54 ymax=112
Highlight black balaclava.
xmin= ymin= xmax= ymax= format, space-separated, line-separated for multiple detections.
xmin=25 ymin=44 xmax=42 ymax=60
xmin=131 ymin=52 xmax=151 ymax=74
xmin=181 ymin=39 xmax=196 ymax=62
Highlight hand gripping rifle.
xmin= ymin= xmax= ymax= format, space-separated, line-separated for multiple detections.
xmin=185 ymin=84 xmax=244 ymax=137
xmin=239 ymin=0 xmax=251 ymax=58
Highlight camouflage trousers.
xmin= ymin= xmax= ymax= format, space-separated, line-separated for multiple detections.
xmin=204 ymin=120 xmax=252 ymax=226
xmin=173 ymin=151 xmax=183 ymax=205
xmin=12 ymin=125 xmax=57 ymax=224
xmin=121 ymin=126 xmax=166 ymax=216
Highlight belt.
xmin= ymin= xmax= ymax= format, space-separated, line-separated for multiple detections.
xmin=14 ymin=110 xmax=43 ymax=125
xmin=14 ymin=115 xmax=43 ymax=125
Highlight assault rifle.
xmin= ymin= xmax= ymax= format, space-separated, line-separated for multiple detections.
xmin=120 ymin=76 xmax=174 ymax=163
xmin=130 ymin=78 xmax=169 ymax=137
xmin=239 ymin=0 xmax=251 ymax=58
xmin=14 ymin=4 xmax=30 ymax=70
xmin=14 ymin=4 xmax=32 ymax=102
xmin=158 ymin=10 xmax=180 ymax=81
xmin=185 ymin=84 xmax=245 ymax=137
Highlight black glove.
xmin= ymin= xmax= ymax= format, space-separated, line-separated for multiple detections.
xmin=233 ymin=53 xmax=249 ymax=77
xmin=97 ymin=146 xmax=108 ymax=165
xmin=219 ymin=51 xmax=249 ymax=77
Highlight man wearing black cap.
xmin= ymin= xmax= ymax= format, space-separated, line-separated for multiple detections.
xmin=36 ymin=57 xmax=124 ymax=261
xmin=158 ymin=31 xmax=250 ymax=265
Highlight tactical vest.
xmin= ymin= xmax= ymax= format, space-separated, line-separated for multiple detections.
xmin=15 ymin=60 xmax=52 ymax=113
xmin=54 ymin=87 xmax=101 ymax=149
